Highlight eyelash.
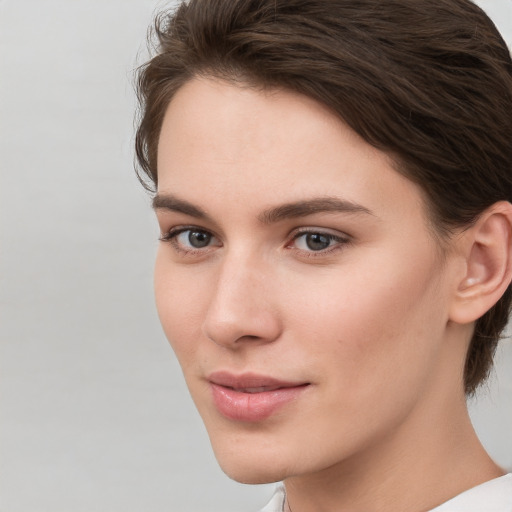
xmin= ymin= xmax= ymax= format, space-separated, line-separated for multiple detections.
xmin=288 ymin=229 xmax=350 ymax=257
xmin=159 ymin=226 xmax=351 ymax=258
xmin=159 ymin=226 xmax=220 ymax=256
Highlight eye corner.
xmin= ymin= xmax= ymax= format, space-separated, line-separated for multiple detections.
xmin=287 ymin=228 xmax=352 ymax=257
xmin=159 ymin=225 xmax=222 ymax=258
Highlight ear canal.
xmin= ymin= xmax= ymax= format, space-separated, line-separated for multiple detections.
xmin=458 ymin=276 xmax=480 ymax=291
xmin=457 ymin=241 xmax=493 ymax=294
xmin=450 ymin=202 xmax=512 ymax=325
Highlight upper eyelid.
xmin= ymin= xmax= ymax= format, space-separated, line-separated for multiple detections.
xmin=159 ymin=225 xmax=352 ymax=254
xmin=290 ymin=226 xmax=351 ymax=240
xmin=291 ymin=231 xmax=349 ymax=244
xmin=155 ymin=210 xmax=222 ymax=238
xmin=161 ymin=224 xmax=216 ymax=237
xmin=160 ymin=227 xmax=221 ymax=255
xmin=161 ymin=225 xmax=349 ymax=238
xmin=289 ymin=226 xmax=352 ymax=249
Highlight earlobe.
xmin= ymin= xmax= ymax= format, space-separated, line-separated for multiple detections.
xmin=449 ymin=201 xmax=512 ymax=325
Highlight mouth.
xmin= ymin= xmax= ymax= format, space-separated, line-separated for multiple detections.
xmin=228 ymin=386 xmax=286 ymax=393
xmin=207 ymin=372 xmax=310 ymax=422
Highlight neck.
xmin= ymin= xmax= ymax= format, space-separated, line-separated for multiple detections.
xmin=284 ymin=388 xmax=502 ymax=512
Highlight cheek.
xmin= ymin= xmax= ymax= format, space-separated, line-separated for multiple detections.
xmin=154 ymin=252 xmax=210 ymax=363
xmin=285 ymin=247 xmax=448 ymax=394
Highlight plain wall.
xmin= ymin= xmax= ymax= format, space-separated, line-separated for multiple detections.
xmin=0 ymin=1 xmax=511 ymax=511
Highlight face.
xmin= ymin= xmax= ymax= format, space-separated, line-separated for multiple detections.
xmin=154 ymin=77 xmax=462 ymax=484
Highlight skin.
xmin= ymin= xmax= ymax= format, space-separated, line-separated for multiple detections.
xmin=154 ymin=77 xmax=504 ymax=512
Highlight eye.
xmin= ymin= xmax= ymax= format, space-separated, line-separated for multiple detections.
xmin=178 ymin=229 xmax=212 ymax=248
xmin=160 ymin=227 xmax=221 ymax=253
xmin=290 ymin=230 xmax=349 ymax=254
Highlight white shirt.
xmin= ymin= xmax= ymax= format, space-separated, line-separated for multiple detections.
xmin=259 ymin=474 xmax=512 ymax=512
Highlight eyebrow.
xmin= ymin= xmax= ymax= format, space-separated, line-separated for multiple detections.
xmin=258 ymin=197 xmax=373 ymax=223
xmin=152 ymin=194 xmax=373 ymax=223
xmin=153 ymin=194 xmax=210 ymax=219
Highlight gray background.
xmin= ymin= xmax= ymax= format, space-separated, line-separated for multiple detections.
xmin=0 ymin=1 xmax=511 ymax=511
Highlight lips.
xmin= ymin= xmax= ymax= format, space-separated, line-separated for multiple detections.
xmin=208 ymin=372 xmax=310 ymax=422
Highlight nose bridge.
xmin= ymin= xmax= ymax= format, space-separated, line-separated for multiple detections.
xmin=202 ymin=248 xmax=280 ymax=347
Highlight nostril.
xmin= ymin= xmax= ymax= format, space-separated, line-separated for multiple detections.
xmin=205 ymin=331 xmax=272 ymax=348
xmin=202 ymin=274 xmax=282 ymax=347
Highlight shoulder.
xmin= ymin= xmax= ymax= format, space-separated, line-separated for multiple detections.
xmin=257 ymin=484 xmax=285 ymax=512
xmin=256 ymin=476 xmax=512 ymax=512
xmin=431 ymin=474 xmax=512 ymax=512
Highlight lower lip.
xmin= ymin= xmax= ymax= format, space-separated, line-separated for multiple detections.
xmin=210 ymin=383 xmax=309 ymax=422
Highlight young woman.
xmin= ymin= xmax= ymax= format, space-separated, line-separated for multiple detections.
xmin=135 ymin=1 xmax=512 ymax=510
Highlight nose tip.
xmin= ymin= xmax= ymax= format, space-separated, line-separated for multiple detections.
xmin=204 ymin=308 xmax=280 ymax=348
xmin=202 ymin=266 xmax=281 ymax=349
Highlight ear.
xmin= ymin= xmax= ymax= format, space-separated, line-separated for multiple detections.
xmin=449 ymin=201 xmax=512 ymax=325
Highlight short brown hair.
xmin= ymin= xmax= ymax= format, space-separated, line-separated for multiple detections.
xmin=135 ymin=0 xmax=512 ymax=395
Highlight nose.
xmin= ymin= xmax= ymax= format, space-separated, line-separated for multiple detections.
xmin=202 ymin=255 xmax=282 ymax=349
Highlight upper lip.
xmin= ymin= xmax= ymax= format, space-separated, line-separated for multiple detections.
xmin=208 ymin=371 xmax=309 ymax=392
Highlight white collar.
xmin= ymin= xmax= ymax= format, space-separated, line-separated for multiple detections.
xmin=431 ymin=474 xmax=512 ymax=512
xmin=259 ymin=474 xmax=512 ymax=512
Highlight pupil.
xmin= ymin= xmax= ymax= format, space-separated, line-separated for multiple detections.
xmin=189 ymin=230 xmax=211 ymax=248
xmin=306 ymin=233 xmax=330 ymax=251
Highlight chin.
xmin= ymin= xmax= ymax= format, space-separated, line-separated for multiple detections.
xmin=208 ymin=432 xmax=291 ymax=484
xmin=218 ymin=457 xmax=287 ymax=485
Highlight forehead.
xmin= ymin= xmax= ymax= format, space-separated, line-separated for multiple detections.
xmin=158 ymin=77 xmax=358 ymax=171
xmin=157 ymin=77 xmax=428 ymax=227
